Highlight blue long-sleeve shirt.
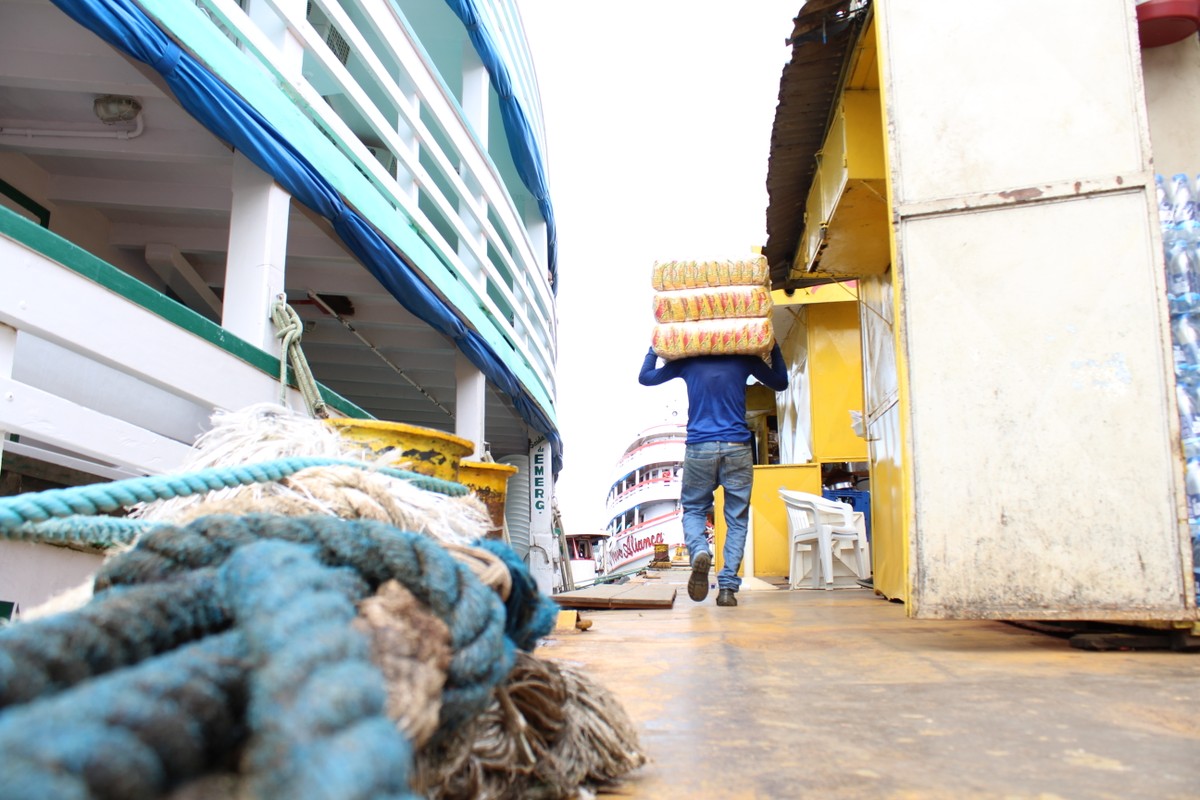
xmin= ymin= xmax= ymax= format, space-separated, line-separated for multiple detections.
xmin=639 ymin=343 xmax=789 ymax=444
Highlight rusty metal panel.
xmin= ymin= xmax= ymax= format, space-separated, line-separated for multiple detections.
xmin=901 ymin=192 xmax=1189 ymax=618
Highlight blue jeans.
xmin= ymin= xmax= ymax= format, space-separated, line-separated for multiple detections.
xmin=680 ymin=441 xmax=753 ymax=592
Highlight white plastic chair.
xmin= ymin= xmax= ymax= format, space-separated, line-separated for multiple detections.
xmin=779 ymin=489 xmax=868 ymax=590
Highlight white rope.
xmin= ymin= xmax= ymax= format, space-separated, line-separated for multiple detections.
xmin=271 ymin=297 xmax=330 ymax=419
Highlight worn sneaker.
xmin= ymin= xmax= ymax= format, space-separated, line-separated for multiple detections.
xmin=687 ymin=551 xmax=711 ymax=602
xmin=716 ymin=589 xmax=738 ymax=607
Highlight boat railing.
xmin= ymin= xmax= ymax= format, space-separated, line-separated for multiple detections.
xmin=190 ymin=0 xmax=557 ymax=403
xmin=607 ymin=508 xmax=682 ymax=539
xmin=609 ymin=474 xmax=680 ymax=508
xmin=613 ymin=439 xmax=685 ymax=475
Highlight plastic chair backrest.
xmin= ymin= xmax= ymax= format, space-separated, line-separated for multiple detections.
xmin=779 ymin=489 xmax=854 ymax=529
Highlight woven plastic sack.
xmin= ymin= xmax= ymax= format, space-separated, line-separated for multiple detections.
xmin=653 ymin=284 xmax=773 ymax=323
xmin=651 ymin=258 xmax=769 ymax=292
xmin=651 ymin=317 xmax=774 ymax=361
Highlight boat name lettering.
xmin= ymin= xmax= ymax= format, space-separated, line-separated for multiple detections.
xmin=532 ymin=448 xmax=547 ymax=511
xmin=617 ymin=531 xmax=665 ymax=560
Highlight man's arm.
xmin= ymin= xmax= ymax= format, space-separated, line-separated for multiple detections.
xmin=639 ymin=346 xmax=681 ymax=386
xmin=750 ymin=342 xmax=789 ymax=391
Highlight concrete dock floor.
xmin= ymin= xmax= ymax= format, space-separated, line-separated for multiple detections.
xmin=537 ymin=569 xmax=1200 ymax=800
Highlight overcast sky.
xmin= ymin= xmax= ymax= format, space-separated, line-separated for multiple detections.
xmin=518 ymin=1 xmax=802 ymax=532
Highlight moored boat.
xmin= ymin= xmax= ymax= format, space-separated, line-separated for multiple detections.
xmin=601 ymin=418 xmax=689 ymax=576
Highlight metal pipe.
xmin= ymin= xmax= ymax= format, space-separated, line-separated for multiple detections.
xmin=0 ymin=113 xmax=145 ymax=140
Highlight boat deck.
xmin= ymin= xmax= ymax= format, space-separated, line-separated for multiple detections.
xmin=539 ymin=568 xmax=1200 ymax=799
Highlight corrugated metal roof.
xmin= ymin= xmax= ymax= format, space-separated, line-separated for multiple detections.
xmin=764 ymin=0 xmax=871 ymax=290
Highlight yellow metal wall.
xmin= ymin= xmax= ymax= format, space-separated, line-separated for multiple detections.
xmin=808 ymin=301 xmax=868 ymax=462
xmin=714 ymin=464 xmax=821 ymax=578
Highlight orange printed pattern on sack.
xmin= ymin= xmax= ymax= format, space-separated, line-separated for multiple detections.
xmin=651 ymin=257 xmax=769 ymax=292
xmin=652 ymin=285 xmax=772 ymax=323
xmin=651 ymin=317 xmax=774 ymax=361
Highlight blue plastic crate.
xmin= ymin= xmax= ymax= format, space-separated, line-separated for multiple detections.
xmin=823 ymin=489 xmax=871 ymax=543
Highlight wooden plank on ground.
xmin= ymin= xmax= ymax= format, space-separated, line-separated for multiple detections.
xmin=554 ymin=583 xmax=677 ymax=610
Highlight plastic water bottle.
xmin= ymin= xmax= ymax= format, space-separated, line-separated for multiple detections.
xmin=1191 ymin=522 xmax=1200 ymax=594
xmin=1171 ymin=174 xmax=1199 ymax=241
xmin=1166 ymin=239 xmax=1200 ymax=316
xmin=1186 ymin=458 xmax=1200 ymax=521
xmin=1172 ymin=314 xmax=1200 ymax=380
xmin=1157 ymin=174 xmax=1174 ymax=234
xmin=1179 ymin=382 xmax=1200 ymax=458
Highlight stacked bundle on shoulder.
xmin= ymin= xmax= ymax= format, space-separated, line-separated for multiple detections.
xmin=651 ymin=257 xmax=774 ymax=360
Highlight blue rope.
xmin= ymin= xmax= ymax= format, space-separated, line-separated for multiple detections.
xmin=1 ymin=516 xmax=152 ymax=548
xmin=475 ymin=537 xmax=557 ymax=651
xmin=0 ymin=456 xmax=469 ymax=538
xmin=0 ymin=510 xmax=556 ymax=794
xmin=0 ymin=632 xmax=248 ymax=800
xmin=220 ymin=539 xmax=417 ymax=799
xmin=95 ymin=515 xmax=517 ymax=731
xmin=0 ymin=570 xmax=230 ymax=709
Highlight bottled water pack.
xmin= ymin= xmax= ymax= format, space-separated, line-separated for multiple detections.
xmin=1159 ymin=173 xmax=1200 ymax=529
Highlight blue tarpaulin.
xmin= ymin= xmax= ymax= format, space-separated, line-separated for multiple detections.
xmin=49 ymin=0 xmax=562 ymax=475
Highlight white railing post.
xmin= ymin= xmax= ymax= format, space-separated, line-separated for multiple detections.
xmin=394 ymin=80 xmax=420 ymax=203
xmin=0 ymin=322 xmax=14 ymax=465
xmin=524 ymin=195 xmax=547 ymax=277
xmin=458 ymin=42 xmax=489 ymax=289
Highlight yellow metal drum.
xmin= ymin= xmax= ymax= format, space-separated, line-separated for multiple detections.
xmin=325 ymin=419 xmax=473 ymax=482
xmin=457 ymin=460 xmax=519 ymax=537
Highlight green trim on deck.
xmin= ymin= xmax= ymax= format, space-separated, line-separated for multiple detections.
xmin=0 ymin=178 xmax=50 ymax=228
xmin=0 ymin=206 xmax=368 ymax=419
xmin=137 ymin=0 xmax=556 ymax=424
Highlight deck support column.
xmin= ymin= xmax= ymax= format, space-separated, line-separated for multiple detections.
xmin=222 ymin=0 xmax=304 ymax=355
xmin=455 ymin=351 xmax=486 ymax=458
xmin=223 ymin=158 xmax=290 ymax=354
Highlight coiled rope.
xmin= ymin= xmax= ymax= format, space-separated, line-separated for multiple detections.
xmin=223 ymin=538 xmax=415 ymax=800
xmin=0 ymin=569 xmax=230 ymax=708
xmin=93 ymin=514 xmax=535 ymax=732
xmin=0 ymin=511 xmax=550 ymax=798
xmin=0 ymin=631 xmax=249 ymax=800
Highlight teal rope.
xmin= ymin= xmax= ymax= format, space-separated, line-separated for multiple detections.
xmin=0 ymin=569 xmax=230 ymax=709
xmin=0 ymin=456 xmax=468 ymax=539
xmin=94 ymin=514 xmax=515 ymax=732
xmin=0 ymin=537 xmax=422 ymax=798
xmin=475 ymin=537 xmax=558 ymax=652
xmin=0 ymin=631 xmax=249 ymax=800
xmin=2 ymin=516 xmax=152 ymax=548
xmin=0 ymin=513 xmax=555 ymax=794
xmin=224 ymin=539 xmax=416 ymax=799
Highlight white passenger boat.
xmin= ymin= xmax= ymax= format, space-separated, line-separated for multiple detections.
xmin=601 ymin=419 xmax=689 ymax=577
xmin=0 ymin=0 xmax=559 ymax=615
